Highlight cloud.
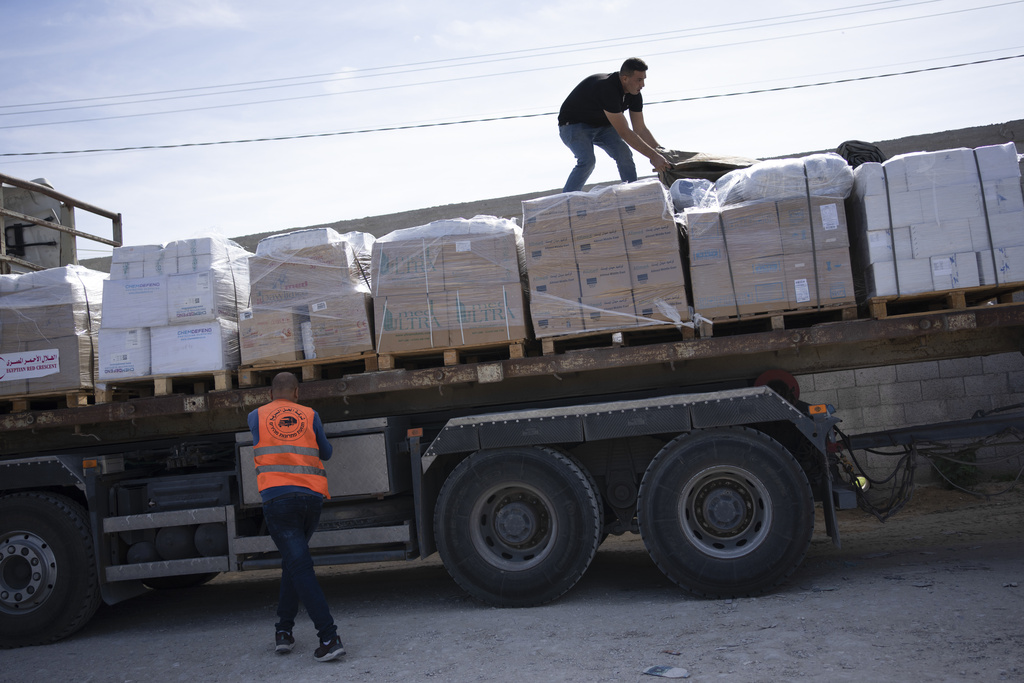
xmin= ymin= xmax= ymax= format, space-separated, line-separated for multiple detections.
xmin=103 ymin=0 xmax=245 ymax=30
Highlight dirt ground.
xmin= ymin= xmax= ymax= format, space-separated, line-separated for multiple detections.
xmin=6 ymin=483 xmax=1023 ymax=683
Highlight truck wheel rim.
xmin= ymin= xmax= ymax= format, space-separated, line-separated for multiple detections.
xmin=470 ymin=483 xmax=556 ymax=572
xmin=678 ymin=466 xmax=772 ymax=560
xmin=0 ymin=531 xmax=58 ymax=615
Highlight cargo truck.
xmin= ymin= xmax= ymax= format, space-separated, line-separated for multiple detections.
xmin=3 ymin=171 xmax=1024 ymax=649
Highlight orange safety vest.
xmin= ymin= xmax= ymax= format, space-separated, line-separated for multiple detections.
xmin=253 ymin=399 xmax=330 ymax=498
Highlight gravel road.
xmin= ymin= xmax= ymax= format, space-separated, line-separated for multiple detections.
xmin=6 ymin=484 xmax=1023 ymax=683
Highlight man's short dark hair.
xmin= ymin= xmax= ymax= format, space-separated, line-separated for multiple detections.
xmin=271 ymin=371 xmax=299 ymax=398
xmin=620 ymin=58 xmax=648 ymax=76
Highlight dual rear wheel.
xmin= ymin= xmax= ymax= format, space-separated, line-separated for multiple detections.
xmin=434 ymin=427 xmax=814 ymax=605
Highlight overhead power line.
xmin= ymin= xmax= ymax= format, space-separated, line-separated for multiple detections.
xmin=1 ymin=0 xmax=1020 ymax=130
xmin=3 ymin=53 xmax=1019 ymax=159
xmin=0 ymin=0 xmax=942 ymax=112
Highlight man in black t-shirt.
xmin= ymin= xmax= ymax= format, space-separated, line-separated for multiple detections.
xmin=557 ymin=57 xmax=670 ymax=192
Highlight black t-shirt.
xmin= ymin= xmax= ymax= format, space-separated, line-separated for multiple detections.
xmin=558 ymin=73 xmax=643 ymax=127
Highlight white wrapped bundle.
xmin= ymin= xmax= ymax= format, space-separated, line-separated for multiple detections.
xmin=716 ymin=153 xmax=854 ymax=205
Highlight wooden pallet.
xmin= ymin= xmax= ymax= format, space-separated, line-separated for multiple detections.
xmin=540 ymin=323 xmax=694 ymax=356
xmin=865 ymin=285 xmax=1024 ymax=320
xmin=698 ymin=304 xmax=858 ymax=338
xmin=378 ymin=340 xmax=526 ymax=371
xmin=238 ymin=351 xmax=378 ymax=387
xmin=0 ymin=388 xmax=93 ymax=412
xmin=95 ymin=371 xmax=233 ymax=403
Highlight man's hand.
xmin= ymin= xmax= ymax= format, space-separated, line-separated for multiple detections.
xmin=649 ymin=152 xmax=671 ymax=173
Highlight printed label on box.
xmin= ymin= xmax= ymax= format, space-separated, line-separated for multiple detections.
xmin=794 ymin=278 xmax=810 ymax=303
xmin=0 ymin=349 xmax=60 ymax=382
xmin=820 ymin=203 xmax=840 ymax=230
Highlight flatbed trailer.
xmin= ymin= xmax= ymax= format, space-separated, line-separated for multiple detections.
xmin=4 ymin=298 xmax=1024 ymax=648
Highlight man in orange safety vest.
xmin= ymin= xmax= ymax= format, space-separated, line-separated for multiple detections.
xmin=248 ymin=371 xmax=344 ymax=662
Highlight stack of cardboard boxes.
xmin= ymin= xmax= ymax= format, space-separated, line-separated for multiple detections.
xmin=521 ymin=179 xmax=689 ymax=337
xmin=242 ymin=228 xmax=374 ymax=365
xmin=685 ymin=153 xmax=856 ymax=320
xmin=687 ymin=196 xmax=855 ymax=318
xmin=99 ymin=236 xmax=249 ymax=378
xmin=371 ymin=217 xmax=527 ymax=353
xmin=0 ymin=265 xmax=104 ymax=396
xmin=846 ymin=142 xmax=1024 ymax=297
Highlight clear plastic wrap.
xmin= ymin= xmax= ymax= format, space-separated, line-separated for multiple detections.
xmin=0 ymin=265 xmax=105 ymax=395
xmin=245 ymin=228 xmax=374 ymax=364
xmin=684 ymin=191 xmax=855 ymax=320
xmin=846 ymin=142 xmax=1024 ymax=297
xmin=715 ymin=153 xmax=854 ymax=206
xmin=100 ymin=234 xmax=250 ymax=377
xmin=669 ymin=178 xmax=716 ymax=212
xmin=370 ymin=216 xmax=527 ymax=353
xmin=521 ymin=179 xmax=690 ymax=338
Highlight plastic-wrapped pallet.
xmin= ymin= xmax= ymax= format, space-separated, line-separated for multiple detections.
xmin=244 ymin=228 xmax=373 ymax=364
xmin=715 ymin=153 xmax=854 ymax=206
xmin=522 ymin=178 xmax=690 ymax=338
xmin=99 ymin=235 xmax=250 ymax=378
xmin=0 ymin=265 xmax=104 ymax=396
xmin=685 ymin=162 xmax=856 ymax=320
xmin=371 ymin=217 xmax=526 ymax=353
xmin=846 ymin=142 xmax=1024 ymax=297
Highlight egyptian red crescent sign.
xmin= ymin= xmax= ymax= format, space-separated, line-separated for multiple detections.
xmin=0 ymin=349 xmax=60 ymax=382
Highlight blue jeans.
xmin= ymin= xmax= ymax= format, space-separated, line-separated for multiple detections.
xmin=263 ymin=494 xmax=337 ymax=642
xmin=559 ymin=123 xmax=637 ymax=192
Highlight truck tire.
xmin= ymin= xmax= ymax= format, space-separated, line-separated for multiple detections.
xmin=637 ymin=427 xmax=814 ymax=598
xmin=0 ymin=492 xmax=102 ymax=648
xmin=434 ymin=446 xmax=601 ymax=607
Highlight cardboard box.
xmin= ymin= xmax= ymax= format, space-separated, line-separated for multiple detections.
xmin=101 ymin=277 xmax=168 ymax=329
xmin=985 ymin=212 xmax=1024 ymax=248
xmin=690 ymin=263 xmax=738 ymax=319
xmin=249 ymin=256 xmax=355 ymax=307
xmin=627 ymin=251 xmax=686 ymax=289
xmin=530 ymin=294 xmax=584 ymax=337
xmin=580 ymin=291 xmax=637 ymax=331
xmin=814 ymin=248 xmax=856 ymax=306
xmin=632 ymin=284 xmax=690 ymax=325
xmin=524 ymin=225 xmax=574 ymax=269
xmin=614 ymin=179 xmax=673 ymax=229
xmin=98 ymin=327 xmax=151 ymax=379
xmin=721 ymin=201 xmax=783 ymax=261
xmin=931 ymin=253 xmax=980 ymax=291
xmin=442 ymin=230 xmax=521 ymax=289
xmin=24 ymin=335 xmax=94 ymax=393
xmin=577 ymin=257 xmax=631 ymax=295
xmin=784 ymin=254 xmax=816 ymax=308
xmin=526 ymin=262 xmax=581 ymax=301
xmin=239 ymin=308 xmax=304 ymax=365
xmin=150 ymin=320 xmax=238 ymax=374
xmin=374 ymin=294 xmax=449 ymax=353
xmin=371 ymin=239 xmax=444 ymax=296
xmin=623 ymin=221 xmax=679 ymax=255
xmin=0 ymin=302 xmax=90 ymax=342
xmin=911 ymin=220 xmax=973 ymax=259
xmin=975 ymin=142 xmax=1021 ymax=181
xmin=522 ymin=194 xmax=570 ymax=233
xmin=686 ymin=210 xmax=728 ymax=267
xmin=448 ymin=286 xmax=528 ymax=346
xmin=732 ymin=256 xmax=787 ymax=315
xmin=568 ymin=192 xmax=621 ymax=234
xmin=306 ymin=295 xmax=374 ymax=358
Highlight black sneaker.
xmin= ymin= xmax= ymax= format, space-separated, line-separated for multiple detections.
xmin=275 ymin=630 xmax=294 ymax=654
xmin=313 ymin=635 xmax=345 ymax=661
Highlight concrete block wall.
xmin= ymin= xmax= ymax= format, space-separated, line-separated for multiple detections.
xmin=797 ymin=352 xmax=1024 ymax=481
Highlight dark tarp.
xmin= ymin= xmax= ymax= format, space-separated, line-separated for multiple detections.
xmin=835 ymin=140 xmax=887 ymax=167
xmin=657 ymin=149 xmax=759 ymax=186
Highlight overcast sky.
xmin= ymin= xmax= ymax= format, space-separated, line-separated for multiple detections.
xmin=2 ymin=0 xmax=1022 ymax=259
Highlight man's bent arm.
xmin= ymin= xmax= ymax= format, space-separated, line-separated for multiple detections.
xmin=605 ymin=111 xmax=669 ymax=172
xmin=629 ymin=110 xmax=661 ymax=150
